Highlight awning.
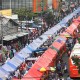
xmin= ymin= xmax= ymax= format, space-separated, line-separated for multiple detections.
xmin=3 ymin=32 xmax=28 ymax=41
xmin=3 ymin=34 xmax=17 ymax=41
xmin=8 ymin=57 xmax=21 ymax=67
xmin=52 ymin=41 xmax=64 ymax=52
xmin=24 ymin=63 xmax=43 ymax=79
xmin=37 ymin=55 xmax=51 ymax=68
xmin=65 ymin=22 xmax=79 ymax=35
xmin=22 ymin=74 xmax=36 ymax=80
xmin=27 ymin=57 xmax=38 ymax=61
xmin=17 ymin=32 xmax=28 ymax=37
xmin=2 ymin=63 xmax=16 ymax=72
xmin=0 ymin=68 xmax=9 ymax=78
xmin=42 ymin=49 xmax=57 ymax=61
xmin=21 ymin=47 xmax=32 ymax=54
xmin=33 ymin=48 xmax=47 ymax=52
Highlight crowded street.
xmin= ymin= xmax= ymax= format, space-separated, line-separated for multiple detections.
xmin=0 ymin=0 xmax=80 ymax=80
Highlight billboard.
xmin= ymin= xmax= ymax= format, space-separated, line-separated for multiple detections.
xmin=0 ymin=9 xmax=12 ymax=16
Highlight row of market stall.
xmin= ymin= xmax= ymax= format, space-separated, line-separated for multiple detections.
xmin=20 ymin=16 xmax=80 ymax=80
xmin=0 ymin=7 xmax=80 ymax=80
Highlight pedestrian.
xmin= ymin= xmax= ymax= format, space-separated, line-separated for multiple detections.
xmin=58 ymin=71 xmax=63 ymax=79
xmin=56 ymin=61 xmax=62 ymax=73
xmin=64 ymin=62 xmax=68 ymax=73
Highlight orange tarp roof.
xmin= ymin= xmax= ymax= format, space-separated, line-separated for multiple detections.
xmin=47 ymin=48 xmax=57 ymax=56
xmin=26 ymin=63 xmax=43 ymax=79
xmin=73 ymin=16 xmax=80 ymax=22
xmin=66 ymin=22 xmax=79 ymax=35
xmin=42 ymin=49 xmax=57 ymax=61
xmin=52 ymin=41 xmax=64 ymax=50
xmin=22 ymin=74 xmax=36 ymax=80
xmin=37 ymin=55 xmax=51 ymax=68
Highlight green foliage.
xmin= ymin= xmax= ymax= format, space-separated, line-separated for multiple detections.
xmin=13 ymin=8 xmax=38 ymax=21
xmin=44 ymin=12 xmax=54 ymax=27
xmin=72 ymin=55 xmax=80 ymax=74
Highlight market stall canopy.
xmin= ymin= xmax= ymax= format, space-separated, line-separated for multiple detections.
xmin=55 ymin=36 xmax=66 ymax=43
xmin=0 ymin=68 xmax=10 ymax=79
xmin=59 ymin=7 xmax=80 ymax=24
xmin=60 ymin=32 xmax=71 ymax=38
xmin=51 ymin=42 xmax=63 ymax=51
xmin=42 ymin=49 xmax=57 ymax=61
xmin=22 ymin=74 xmax=36 ymax=80
xmin=66 ymin=25 xmax=76 ymax=35
xmin=27 ymin=57 xmax=38 ymax=61
xmin=3 ymin=32 xmax=28 ymax=41
xmin=2 ymin=62 xmax=16 ymax=72
xmin=20 ymin=47 xmax=32 ymax=54
xmin=26 ymin=63 xmax=43 ymax=78
xmin=33 ymin=47 xmax=47 ymax=53
xmin=37 ymin=55 xmax=52 ymax=68
xmin=1 ymin=53 xmax=25 ymax=72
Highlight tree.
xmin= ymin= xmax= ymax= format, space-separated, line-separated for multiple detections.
xmin=43 ymin=12 xmax=54 ymax=27
xmin=13 ymin=8 xmax=28 ymax=20
xmin=13 ymin=8 xmax=38 ymax=21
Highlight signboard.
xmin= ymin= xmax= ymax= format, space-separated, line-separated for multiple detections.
xmin=0 ymin=9 xmax=12 ymax=16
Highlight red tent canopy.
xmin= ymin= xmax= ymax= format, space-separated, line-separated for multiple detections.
xmin=73 ymin=16 xmax=80 ymax=23
xmin=26 ymin=63 xmax=43 ymax=79
xmin=42 ymin=49 xmax=57 ymax=61
xmin=22 ymin=74 xmax=36 ymax=80
xmin=37 ymin=55 xmax=51 ymax=68
xmin=52 ymin=41 xmax=65 ymax=51
xmin=66 ymin=22 xmax=80 ymax=36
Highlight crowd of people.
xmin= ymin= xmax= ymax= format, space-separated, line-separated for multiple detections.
xmin=0 ymin=4 xmax=79 ymax=80
xmin=13 ymin=60 xmax=34 ymax=79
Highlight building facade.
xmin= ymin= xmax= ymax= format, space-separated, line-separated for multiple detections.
xmin=0 ymin=0 xmax=2 ymax=10
xmin=33 ymin=0 xmax=48 ymax=13
xmin=1 ymin=0 xmax=48 ymax=13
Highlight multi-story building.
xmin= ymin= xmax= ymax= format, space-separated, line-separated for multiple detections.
xmin=0 ymin=0 xmax=48 ymax=13
xmin=0 ymin=0 xmax=2 ymax=10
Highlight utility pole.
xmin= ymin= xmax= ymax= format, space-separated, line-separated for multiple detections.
xmin=0 ymin=13 xmax=3 ymax=47
xmin=41 ymin=0 xmax=44 ymax=18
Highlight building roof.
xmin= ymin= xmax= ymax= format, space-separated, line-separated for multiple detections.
xmin=3 ymin=32 xmax=29 ymax=41
xmin=0 ymin=15 xmax=19 ymax=26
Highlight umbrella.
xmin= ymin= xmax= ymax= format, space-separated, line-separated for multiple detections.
xmin=38 ymin=67 xmax=46 ymax=72
xmin=46 ymin=67 xmax=56 ymax=72
xmin=38 ymin=67 xmax=56 ymax=72
xmin=64 ymin=35 xmax=71 ymax=38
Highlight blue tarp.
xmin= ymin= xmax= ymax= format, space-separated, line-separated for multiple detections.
xmin=33 ymin=48 xmax=47 ymax=52
xmin=0 ymin=68 xmax=10 ymax=79
xmin=8 ymin=57 xmax=22 ymax=67
xmin=2 ymin=63 xmax=16 ymax=72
